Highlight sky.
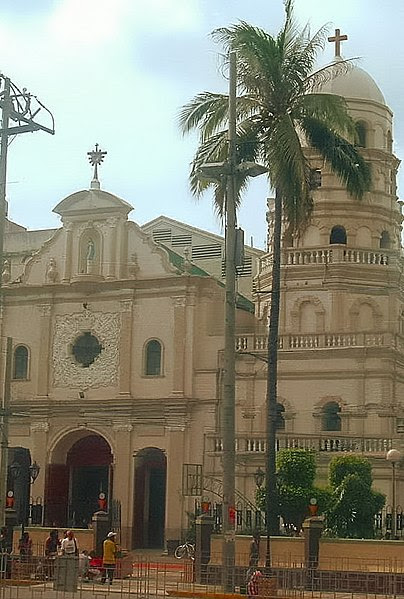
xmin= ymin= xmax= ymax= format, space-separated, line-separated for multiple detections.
xmin=0 ymin=0 xmax=403 ymax=250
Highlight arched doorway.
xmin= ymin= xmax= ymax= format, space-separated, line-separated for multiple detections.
xmin=133 ymin=448 xmax=166 ymax=549
xmin=45 ymin=431 xmax=113 ymax=528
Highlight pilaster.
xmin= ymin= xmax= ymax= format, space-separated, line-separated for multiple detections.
xmin=36 ymin=305 xmax=52 ymax=397
xmin=172 ymin=297 xmax=186 ymax=396
xmin=112 ymin=422 xmax=133 ymax=548
xmin=61 ymin=223 xmax=73 ymax=282
xmin=119 ymin=299 xmax=134 ymax=396
xmin=165 ymin=428 xmax=185 ymax=542
xmin=106 ymin=218 xmax=118 ymax=280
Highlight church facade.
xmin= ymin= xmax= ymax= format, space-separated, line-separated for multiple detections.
xmin=1 ymin=40 xmax=403 ymax=548
xmin=2 ymin=172 xmax=258 ymax=548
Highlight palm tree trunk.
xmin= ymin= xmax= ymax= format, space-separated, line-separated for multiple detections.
xmin=265 ymin=188 xmax=282 ymax=570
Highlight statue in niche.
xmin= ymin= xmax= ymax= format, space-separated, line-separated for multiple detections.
xmin=86 ymin=238 xmax=97 ymax=275
xmin=46 ymin=257 xmax=58 ymax=283
xmin=2 ymin=260 xmax=10 ymax=284
xmin=86 ymin=239 xmax=96 ymax=260
xmin=128 ymin=253 xmax=139 ymax=279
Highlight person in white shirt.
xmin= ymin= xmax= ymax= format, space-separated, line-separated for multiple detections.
xmin=61 ymin=531 xmax=78 ymax=557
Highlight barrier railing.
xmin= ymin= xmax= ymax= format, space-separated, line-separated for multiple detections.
xmin=0 ymin=552 xmax=404 ymax=598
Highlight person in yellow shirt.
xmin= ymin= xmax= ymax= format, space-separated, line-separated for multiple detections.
xmin=101 ymin=532 xmax=118 ymax=585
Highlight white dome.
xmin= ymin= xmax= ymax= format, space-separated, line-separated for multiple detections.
xmin=320 ymin=62 xmax=385 ymax=105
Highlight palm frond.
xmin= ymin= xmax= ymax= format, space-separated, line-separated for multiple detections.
xmin=306 ymin=58 xmax=358 ymax=93
xmin=263 ymin=114 xmax=313 ymax=232
xmin=293 ymin=93 xmax=356 ymax=140
xmin=178 ymin=92 xmax=229 ymax=139
xmin=301 ymin=117 xmax=371 ymax=199
xmin=213 ymin=23 xmax=281 ymax=103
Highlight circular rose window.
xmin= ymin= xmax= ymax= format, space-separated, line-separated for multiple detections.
xmin=72 ymin=332 xmax=102 ymax=367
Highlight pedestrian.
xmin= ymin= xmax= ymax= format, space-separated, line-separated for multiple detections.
xmin=248 ymin=529 xmax=260 ymax=569
xmin=101 ymin=532 xmax=118 ymax=585
xmin=61 ymin=530 xmax=79 ymax=557
xmin=247 ymin=569 xmax=263 ymax=599
xmin=44 ymin=530 xmax=60 ymax=579
xmin=45 ymin=530 xmax=60 ymax=557
xmin=18 ymin=532 xmax=32 ymax=561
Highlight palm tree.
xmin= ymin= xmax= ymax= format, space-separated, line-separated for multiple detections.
xmin=179 ymin=0 xmax=371 ymax=567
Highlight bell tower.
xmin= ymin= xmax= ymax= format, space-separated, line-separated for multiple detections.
xmin=254 ymin=39 xmax=403 ymax=444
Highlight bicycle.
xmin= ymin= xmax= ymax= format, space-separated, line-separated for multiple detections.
xmin=174 ymin=541 xmax=195 ymax=560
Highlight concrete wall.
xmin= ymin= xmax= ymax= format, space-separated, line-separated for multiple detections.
xmin=211 ymin=535 xmax=404 ymax=570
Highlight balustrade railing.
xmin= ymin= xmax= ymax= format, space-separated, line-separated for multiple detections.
xmin=236 ymin=332 xmax=392 ymax=353
xmin=208 ymin=434 xmax=393 ymax=455
xmin=259 ymin=245 xmax=394 ymax=273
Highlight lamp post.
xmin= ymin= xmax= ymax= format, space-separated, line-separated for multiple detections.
xmin=254 ymin=467 xmax=265 ymax=490
xmin=197 ymin=52 xmax=267 ymax=591
xmin=386 ymin=449 xmax=401 ymax=539
xmin=0 ymin=75 xmax=54 ymax=527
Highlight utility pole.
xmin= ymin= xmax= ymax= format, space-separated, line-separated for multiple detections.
xmin=0 ymin=75 xmax=54 ymax=527
xmin=222 ymin=50 xmax=237 ymax=591
xmin=196 ymin=53 xmax=267 ymax=591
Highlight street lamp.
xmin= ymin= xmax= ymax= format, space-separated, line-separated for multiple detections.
xmin=197 ymin=51 xmax=267 ymax=592
xmin=386 ymin=449 xmax=401 ymax=539
xmin=29 ymin=461 xmax=40 ymax=484
xmin=254 ymin=467 xmax=265 ymax=489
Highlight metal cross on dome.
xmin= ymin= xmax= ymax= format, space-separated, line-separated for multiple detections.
xmin=328 ymin=28 xmax=348 ymax=58
xmin=87 ymin=143 xmax=107 ymax=189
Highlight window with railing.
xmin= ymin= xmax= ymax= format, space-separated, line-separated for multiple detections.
xmin=330 ymin=225 xmax=347 ymax=245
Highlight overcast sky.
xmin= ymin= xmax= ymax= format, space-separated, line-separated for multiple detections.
xmin=1 ymin=0 xmax=403 ymax=249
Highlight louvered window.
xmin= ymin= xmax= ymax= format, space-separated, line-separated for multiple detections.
xmin=191 ymin=245 xmax=222 ymax=260
xmin=236 ymin=256 xmax=253 ymax=276
xmin=152 ymin=229 xmax=172 ymax=243
xmin=222 ymin=256 xmax=253 ymax=277
xmin=172 ymin=234 xmax=192 ymax=247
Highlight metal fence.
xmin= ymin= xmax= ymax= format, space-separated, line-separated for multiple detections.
xmin=195 ymin=501 xmax=404 ymax=539
xmin=0 ymin=553 xmax=401 ymax=599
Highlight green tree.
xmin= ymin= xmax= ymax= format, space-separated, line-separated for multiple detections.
xmin=326 ymin=456 xmax=385 ymax=538
xmin=257 ymin=449 xmax=331 ymax=534
xmin=179 ymin=0 xmax=371 ymax=535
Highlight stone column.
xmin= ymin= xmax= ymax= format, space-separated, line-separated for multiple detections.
xmin=194 ymin=514 xmax=214 ymax=583
xmin=331 ymin=290 xmax=344 ymax=331
xmin=119 ymin=300 xmax=134 ymax=397
xmin=172 ymin=297 xmax=186 ymax=396
xmin=106 ymin=218 xmax=118 ymax=280
xmin=184 ymin=293 xmax=195 ymax=397
xmin=303 ymin=515 xmax=324 ymax=589
xmin=61 ymin=223 xmax=73 ymax=283
xmin=117 ymin=218 xmax=127 ymax=280
xmin=36 ymin=305 xmax=52 ymax=398
xmin=112 ymin=423 xmax=134 ymax=549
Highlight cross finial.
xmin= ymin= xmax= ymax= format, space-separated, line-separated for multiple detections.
xmin=87 ymin=143 xmax=107 ymax=190
xmin=328 ymin=28 xmax=348 ymax=58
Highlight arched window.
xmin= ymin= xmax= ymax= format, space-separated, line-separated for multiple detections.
xmin=276 ymin=403 xmax=285 ymax=431
xmin=13 ymin=345 xmax=28 ymax=380
xmin=322 ymin=402 xmax=341 ymax=432
xmin=380 ymin=231 xmax=391 ymax=249
xmin=145 ymin=340 xmax=162 ymax=376
xmin=355 ymin=121 xmax=367 ymax=148
xmin=329 ymin=226 xmax=347 ymax=245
